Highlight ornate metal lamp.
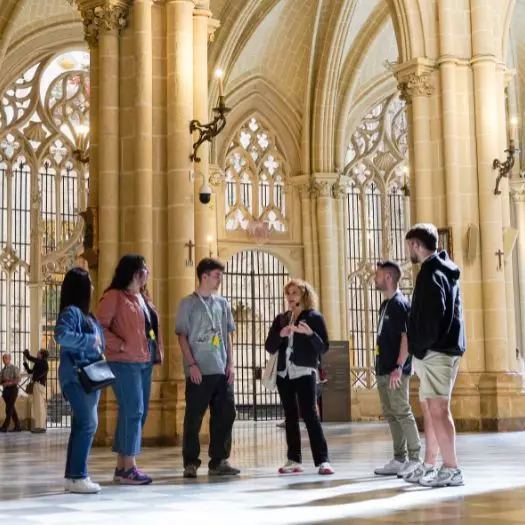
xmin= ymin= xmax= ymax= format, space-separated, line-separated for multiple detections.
xmin=494 ymin=117 xmax=521 ymax=195
xmin=190 ymin=70 xmax=230 ymax=163
xmin=493 ymin=139 xmax=520 ymax=195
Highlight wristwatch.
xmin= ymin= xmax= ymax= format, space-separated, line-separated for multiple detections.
xmin=396 ymin=364 xmax=403 ymax=370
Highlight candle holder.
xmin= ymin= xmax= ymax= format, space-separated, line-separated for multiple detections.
xmin=190 ymin=96 xmax=230 ymax=163
xmin=73 ymin=125 xmax=90 ymax=164
xmin=493 ymin=139 xmax=520 ymax=195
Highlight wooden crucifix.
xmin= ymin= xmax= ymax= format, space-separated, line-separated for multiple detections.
xmin=495 ymin=249 xmax=504 ymax=271
xmin=184 ymin=240 xmax=195 ymax=267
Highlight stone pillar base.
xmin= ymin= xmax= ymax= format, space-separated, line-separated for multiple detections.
xmin=409 ymin=371 xmax=525 ymax=432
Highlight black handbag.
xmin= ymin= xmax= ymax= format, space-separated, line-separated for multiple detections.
xmin=77 ymin=358 xmax=115 ymax=393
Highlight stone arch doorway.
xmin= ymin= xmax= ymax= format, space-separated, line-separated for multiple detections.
xmin=223 ymin=249 xmax=289 ymax=421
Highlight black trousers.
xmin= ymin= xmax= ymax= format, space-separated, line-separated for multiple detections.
xmin=277 ymin=373 xmax=329 ymax=466
xmin=183 ymin=374 xmax=236 ymax=469
xmin=1 ymin=386 xmax=20 ymax=429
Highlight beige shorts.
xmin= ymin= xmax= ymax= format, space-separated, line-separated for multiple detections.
xmin=413 ymin=350 xmax=461 ymax=401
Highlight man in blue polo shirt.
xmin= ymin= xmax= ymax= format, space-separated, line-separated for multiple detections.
xmin=373 ymin=261 xmax=421 ymax=477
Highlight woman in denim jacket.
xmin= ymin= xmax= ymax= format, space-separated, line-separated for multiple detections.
xmin=55 ymin=267 xmax=104 ymax=494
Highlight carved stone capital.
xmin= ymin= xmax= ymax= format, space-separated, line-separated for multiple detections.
xmin=311 ymin=173 xmax=339 ymax=199
xmin=398 ymin=73 xmax=434 ymax=103
xmin=208 ymin=18 xmax=221 ymax=43
xmin=296 ymin=183 xmax=313 ymax=198
xmin=312 ymin=181 xmax=333 ymax=199
xmin=78 ymin=1 xmax=131 ymax=47
xmin=394 ymin=58 xmax=436 ymax=103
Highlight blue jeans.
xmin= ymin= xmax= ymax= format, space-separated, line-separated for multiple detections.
xmin=109 ymin=359 xmax=153 ymax=457
xmin=62 ymin=381 xmax=100 ymax=479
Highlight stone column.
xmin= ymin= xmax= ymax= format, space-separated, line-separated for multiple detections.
xmin=28 ymin=191 xmax=42 ymax=357
xmin=79 ymin=2 xmax=130 ymax=292
xmin=87 ymin=40 xmax=100 ymax=300
xmin=78 ymin=0 xmax=130 ymax=445
xmin=134 ymin=0 xmax=154 ymax=265
xmin=471 ymin=1 xmax=509 ymax=373
xmin=314 ymin=177 xmax=340 ymax=338
xmin=298 ymin=181 xmax=314 ymax=285
xmin=166 ymin=0 xmax=195 ymax=440
xmin=511 ymin=183 xmax=525 ymax=357
xmin=497 ymin=66 xmax=517 ymax=372
xmin=310 ymin=193 xmax=320 ymax=292
xmin=334 ymin=183 xmax=348 ymax=339
xmin=193 ymin=2 xmax=216 ymax=264
xmin=397 ymin=61 xmax=435 ymax=224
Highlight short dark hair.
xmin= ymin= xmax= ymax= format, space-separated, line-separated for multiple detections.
xmin=196 ymin=258 xmax=225 ymax=282
xmin=377 ymin=260 xmax=402 ymax=284
xmin=405 ymin=223 xmax=438 ymax=251
xmin=60 ymin=267 xmax=92 ymax=315
xmin=39 ymin=350 xmax=49 ymax=360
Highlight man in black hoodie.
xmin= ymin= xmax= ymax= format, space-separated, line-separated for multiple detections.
xmin=403 ymin=223 xmax=465 ymax=488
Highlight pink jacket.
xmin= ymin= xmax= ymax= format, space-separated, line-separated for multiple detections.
xmin=97 ymin=289 xmax=164 ymax=364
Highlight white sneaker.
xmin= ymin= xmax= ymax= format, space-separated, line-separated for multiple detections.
xmin=278 ymin=460 xmax=304 ymax=474
xmin=403 ymin=463 xmax=436 ymax=484
xmin=374 ymin=459 xmax=406 ymax=476
xmin=419 ymin=466 xmax=464 ymax=487
xmin=318 ymin=462 xmax=335 ymax=475
xmin=397 ymin=460 xmax=421 ymax=478
xmin=65 ymin=477 xmax=101 ymax=494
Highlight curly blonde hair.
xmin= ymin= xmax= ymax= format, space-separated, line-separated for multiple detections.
xmin=284 ymin=278 xmax=319 ymax=311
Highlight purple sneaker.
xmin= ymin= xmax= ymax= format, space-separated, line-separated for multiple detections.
xmin=113 ymin=468 xmax=125 ymax=483
xmin=120 ymin=466 xmax=152 ymax=485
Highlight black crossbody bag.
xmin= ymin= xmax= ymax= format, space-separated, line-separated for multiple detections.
xmin=76 ymin=315 xmax=115 ymax=393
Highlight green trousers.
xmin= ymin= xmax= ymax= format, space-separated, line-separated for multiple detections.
xmin=377 ymin=374 xmax=421 ymax=462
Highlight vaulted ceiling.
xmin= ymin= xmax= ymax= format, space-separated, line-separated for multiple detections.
xmin=0 ymin=0 xmax=523 ymax=145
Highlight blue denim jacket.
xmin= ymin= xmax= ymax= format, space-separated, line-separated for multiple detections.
xmin=55 ymin=306 xmax=104 ymax=387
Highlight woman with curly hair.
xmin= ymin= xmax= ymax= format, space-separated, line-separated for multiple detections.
xmin=265 ymin=279 xmax=334 ymax=475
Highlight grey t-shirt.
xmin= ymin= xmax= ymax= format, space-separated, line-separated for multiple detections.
xmin=175 ymin=293 xmax=235 ymax=376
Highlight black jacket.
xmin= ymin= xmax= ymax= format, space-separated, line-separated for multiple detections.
xmin=23 ymin=356 xmax=49 ymax=387
xmin=408 ymin=251 xmax=466 ymax=360
xmin=265 ymin=309 xmax=329 ymax=371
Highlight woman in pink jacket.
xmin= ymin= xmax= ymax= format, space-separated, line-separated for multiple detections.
xmin=97 ymin=255 xmax=163 ymax=485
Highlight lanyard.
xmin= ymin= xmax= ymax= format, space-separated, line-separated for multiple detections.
xmin=196 ymin=293 xmax=217 ymax=332
xmin=136 ymin=294 xmax=151 ymax=324
xmin=377 ymin=302 xmax=389 ymax=337
xmin=377 ymin=291 xmax=399 ymax=337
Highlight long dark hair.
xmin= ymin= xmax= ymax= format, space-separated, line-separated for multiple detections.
xmin=59 ymin=267 xmax=92 ymax=315
xmin=106 ymin=254 xmax=146 ymax=292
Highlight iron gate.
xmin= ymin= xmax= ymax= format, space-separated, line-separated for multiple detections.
xmin=223 ymin=250 xmax=289 ymax=420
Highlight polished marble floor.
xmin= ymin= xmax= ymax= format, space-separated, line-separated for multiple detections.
xmin=1 ymin=421 xmax=525 ymax=524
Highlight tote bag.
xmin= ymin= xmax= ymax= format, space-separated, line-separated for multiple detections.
xmin=261 ymin=353 xmax=278 ymax=392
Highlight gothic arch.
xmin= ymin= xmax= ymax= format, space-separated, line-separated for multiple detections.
xmin=338 ymin=78 xmax=398 ymax=170
xmin=214 ymin=79 xmax=302 ymax=174
xmin=0 ymin=23 xmax=85 ymax=94
xmin=384 ymin=0 xmax=429 ymax=63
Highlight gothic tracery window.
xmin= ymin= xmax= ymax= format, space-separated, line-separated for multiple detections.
xmin=344 ymin=94 xmax=412 ymax=390
xmin=0 ymin=51 xmax=90 ymax=417
xmin=224 ymin=117 xmax=287 ymax=232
